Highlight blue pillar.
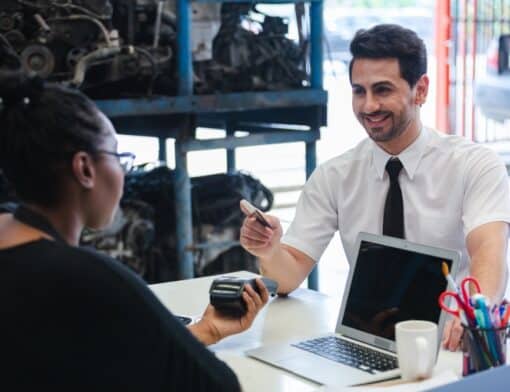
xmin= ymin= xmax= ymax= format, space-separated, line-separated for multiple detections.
xmin=177 ymin=0 xmax=192 ymax=96
xmin=226 ymin=123 xmax=236 ymax=173
xmin=306 ymin=141 xmax=319 ymax=290
xmin=158 ymin=136 xmax=167 ymax=163
xmin=174 ymin=138 xmax=194 ymax=279
xmin=310 ymin=1 xmax=324 ymax=90
xmin=306 ymin=0 xmax=323 ymax=291
xmin=175 ymin=0 xmax=194 ymax=279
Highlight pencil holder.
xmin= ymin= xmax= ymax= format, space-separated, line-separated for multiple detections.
xmin=461 ymin=325 xmax=509 ymax=376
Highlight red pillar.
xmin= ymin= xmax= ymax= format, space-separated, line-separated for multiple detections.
xmin=436 ymin=0 xmax=451 ymax=133
xmin=470 ymin=0 xmax=478 ymax=141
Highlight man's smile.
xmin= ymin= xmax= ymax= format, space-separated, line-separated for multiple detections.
xmin=363 ymin=112 xmax=392 ymax=128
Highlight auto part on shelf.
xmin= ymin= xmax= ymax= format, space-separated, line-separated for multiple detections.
xmin=195 ymin=3 xmax=309 ymax=93
xmin=0 ymin=0 xmax=176 ymax=98
xmin=80 ymin=166 xmax=273 ymax=283
xmin=1 ymin=1 xmax=308 ymax=96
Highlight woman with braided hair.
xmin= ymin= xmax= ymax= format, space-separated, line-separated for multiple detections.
xmin=0 ymin=71 xmax=268 ymax=390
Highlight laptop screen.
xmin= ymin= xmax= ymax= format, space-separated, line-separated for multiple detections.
xmin=341 ymin=239 xmax=452 ymax=341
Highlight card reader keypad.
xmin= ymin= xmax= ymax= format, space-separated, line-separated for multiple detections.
xmin=293 ymin=336 xmax=398 ymax=374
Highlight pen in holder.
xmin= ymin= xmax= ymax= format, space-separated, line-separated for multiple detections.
xmin=461 ymin=324 xmax=509 ymax=376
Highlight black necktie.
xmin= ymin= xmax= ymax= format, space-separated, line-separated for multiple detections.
xmin=383 ymin=158 xmax=404 ymax=238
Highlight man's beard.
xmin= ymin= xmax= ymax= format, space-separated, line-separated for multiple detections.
xmin=362 ymin=111 xmax=412 ymax=143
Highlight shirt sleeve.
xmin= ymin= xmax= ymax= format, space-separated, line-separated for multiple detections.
xmin=281 ymin=165 xmax=338 ymax=261
xmin=462 ymin=147 xmax=510 ymax=237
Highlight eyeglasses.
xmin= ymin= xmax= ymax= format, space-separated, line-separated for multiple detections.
xmin=97 ymin=150 xmax=136 ymax=173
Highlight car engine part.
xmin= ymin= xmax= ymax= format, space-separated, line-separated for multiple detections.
xmin=0 ymin=0 xmax=176 ymax=98
xmin=195 ymin=3 xmax=309 ymax=93
xmin=1 ymin=1 xmax=308 ymax=96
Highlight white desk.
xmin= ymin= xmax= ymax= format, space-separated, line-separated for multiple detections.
xmin=150 ymin=271 xmax=462 ymax=392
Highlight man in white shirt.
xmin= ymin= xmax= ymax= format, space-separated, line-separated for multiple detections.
xmin=239 ymin=24 xmax=510 ymax=350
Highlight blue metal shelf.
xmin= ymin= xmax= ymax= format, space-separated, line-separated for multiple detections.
xmin=97 ymin=89 xmax=327 ymax=117
xmin=97 ymin=0 xmax=327 ymax=290
xmin=194 ymin=0 xmax=322 ymax=3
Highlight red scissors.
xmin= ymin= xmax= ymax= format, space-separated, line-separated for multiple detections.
xmin=459 ymin=277 xmax=482 ymax=304
xmin=438 ymin=277 xmax=482 ymax=324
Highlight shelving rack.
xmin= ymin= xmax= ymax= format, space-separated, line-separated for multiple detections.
xmin=96 ymin=0 xmax=328 ymax=290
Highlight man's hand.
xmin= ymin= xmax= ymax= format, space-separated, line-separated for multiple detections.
xmin=189 ymin=279 xmax=269 ymax=345
xmin=239 ymin=202 xmax=283 ymax=259
xmin=442 ymin=318 xmax=463 ymax=351
xmin=239 ymin=201 xmax=316 ymax=294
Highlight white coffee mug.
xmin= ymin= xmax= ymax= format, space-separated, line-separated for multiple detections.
xmin=395 ymin=320 xmax=438 ymax=381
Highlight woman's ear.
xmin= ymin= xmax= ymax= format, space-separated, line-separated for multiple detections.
xmin=71 ymin=151 xmax=96 ymax=189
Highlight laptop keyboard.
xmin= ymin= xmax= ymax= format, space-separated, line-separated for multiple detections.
xmin=292 ymin=336 xmax=398 ymax=374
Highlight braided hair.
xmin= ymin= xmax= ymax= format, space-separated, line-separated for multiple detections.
xmin=0 ymin=71 xmax=105 ymax=206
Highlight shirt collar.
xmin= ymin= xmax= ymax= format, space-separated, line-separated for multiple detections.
xmin=371 ymin=126 xmax=430 ymax=180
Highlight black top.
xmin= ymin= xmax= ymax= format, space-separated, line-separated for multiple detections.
xmin=0 ymin=238 xmax=241 ymax=391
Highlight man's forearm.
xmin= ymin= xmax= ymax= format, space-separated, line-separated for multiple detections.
xmin=468 ymin=222 xmax=509 ymax=303
xmin=259 ymin=244 xmax=315 ymax=294
xmin=470 ymin=246 xmax=508 ymax=303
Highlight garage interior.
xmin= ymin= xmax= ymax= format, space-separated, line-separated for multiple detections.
xmin=1 ymin=0 xmax=509 ymax=293
xmin=2 ymin=0 xmax=510 ymax=389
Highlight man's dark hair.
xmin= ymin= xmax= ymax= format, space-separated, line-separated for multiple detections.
xmin=0 ymin=71 xmax=105 ymax=206
xmin=349 ymin=24 xmax=427 ymax=87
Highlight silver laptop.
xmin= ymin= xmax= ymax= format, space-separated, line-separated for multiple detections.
xmin=246 ymin=232 xmax=461 ymax=388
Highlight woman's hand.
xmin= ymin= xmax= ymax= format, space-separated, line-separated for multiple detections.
xmin=188 ymin=278 xmax=270 ymax=345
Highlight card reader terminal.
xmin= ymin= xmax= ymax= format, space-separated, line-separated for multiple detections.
xmin=209 ymin=276 xmax=278 ymax=316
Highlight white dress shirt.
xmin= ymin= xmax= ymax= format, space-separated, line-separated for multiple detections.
xmin=282 ymin=127 xmax=510 ymax=280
